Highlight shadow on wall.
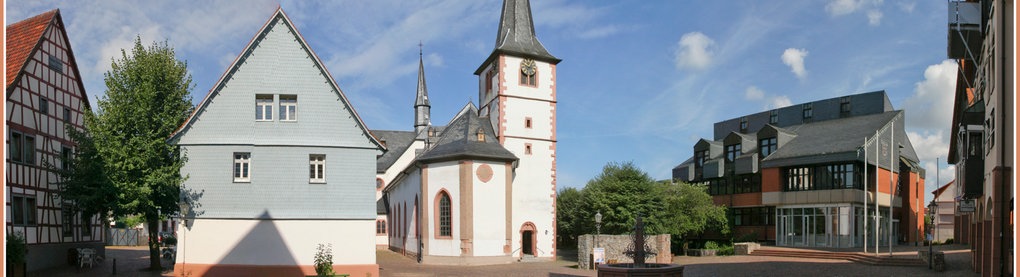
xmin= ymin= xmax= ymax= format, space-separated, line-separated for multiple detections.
xmin=203 ymin=210 xmax=304 ymax=276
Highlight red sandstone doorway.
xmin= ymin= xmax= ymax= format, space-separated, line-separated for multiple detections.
xmin=520 ymin=222 xmax=537 ymax=256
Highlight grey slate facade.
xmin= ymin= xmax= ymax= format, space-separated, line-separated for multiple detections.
xmin=172 ymin=11 xmax=384 ymax=220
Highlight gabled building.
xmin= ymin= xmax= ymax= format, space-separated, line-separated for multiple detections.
xmin=673 ymin=91 xmax=926 ymax=248
xmin=170 ymin=8 xmax=384 ymax=276
xmin=5 ymin=9 xmax=103 ymax=272
xmin=931 ymin=180 xmax=957 ymax=242
xmin=377 ymin=0 xmax=559 ymax=264
xmin=945 ymin=0 xmax=1013 ymax=275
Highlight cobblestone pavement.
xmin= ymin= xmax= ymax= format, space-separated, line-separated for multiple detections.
xmin=377 ymin=250 xmax=595 ymax=277
xmin=379 ymin=244 xmax=979 ymax=277
xmin=673 ymin=244 xmax=979 ymax=277
xmin=27 ymin=246 xmax=174 ymax=277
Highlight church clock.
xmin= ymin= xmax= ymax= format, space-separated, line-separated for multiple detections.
xmin=520 ymin=59 xmax=537 ymax=76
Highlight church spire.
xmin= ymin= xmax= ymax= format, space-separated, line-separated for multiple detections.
xmin=493 ymin=0 xmax=558 ymax=62
xmin=414 ymin=43 xmax=431 ymax=134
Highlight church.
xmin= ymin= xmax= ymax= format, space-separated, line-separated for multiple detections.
xmin=376 ymin=0 xmax=559 ymax=265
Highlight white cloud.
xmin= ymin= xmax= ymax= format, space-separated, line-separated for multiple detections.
xmin=674 ymin=32 xmax=716 ymax=71
xmin=825 ymin=0 xmax=886 ymax=26
xmin=745 ymin=86 xmax=765 ymax=100
xmin=826 ymin=0 xmax=865 ymax=16
xmin=908 ymin=131 xmax=950 ymax=164
xmin=425 ymin=53 xmax=445 ymax=68
xmin=903 ymin=60 xmax=957 ymax=130
xmin=578 ymin=25 xmax=622 ymax=39
xmin=781 ymin=48 xmax=809 ymax=80
xmin=768 ymin=95 xmax=793 ymax=109
xmin=867 ymin=10 xmax=883 ymax=26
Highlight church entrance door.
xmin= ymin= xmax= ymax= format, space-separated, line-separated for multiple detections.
xmin=520 ymin=222 xmax=537 ymax=256
xmin=522 ymin=231 xmax=534 ymax=255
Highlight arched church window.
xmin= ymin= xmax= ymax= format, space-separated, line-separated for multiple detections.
xmin=437 ymin=191 xmax=452 ymax=237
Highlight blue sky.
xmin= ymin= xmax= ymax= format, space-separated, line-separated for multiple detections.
xmin=8 ymin=0 xmax=957 ymax=204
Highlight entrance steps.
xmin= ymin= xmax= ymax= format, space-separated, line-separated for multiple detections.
xmin=749 ymin=248 xmax=926 ymax=267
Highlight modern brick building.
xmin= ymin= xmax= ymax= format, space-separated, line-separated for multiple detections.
xmin=673 ymin=91 xmax=926 ymax=248
xmin=945 ymin=0 xmax=1013 ymax=275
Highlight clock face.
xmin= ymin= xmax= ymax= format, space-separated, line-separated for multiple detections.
xmin=520 ymin=59 xmax=537 ymax=76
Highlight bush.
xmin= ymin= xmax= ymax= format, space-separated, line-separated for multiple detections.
xmin=704 ymin=241 xmax=720 ymax=250
xmin=7 ymin=232 xmax=27 ymax=264
xmin=943 ymin=238 xmax=954 ymax=244
xmin=717 ymin=245 xmax=734 ymax=256
xmin=314 ymin=243 xmax=335 ymax=277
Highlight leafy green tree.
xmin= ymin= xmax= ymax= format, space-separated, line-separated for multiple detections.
xmin=555 ymin=162 xmax=729 ymax=255
xmin=49 ymin=126 xmax=117 ymax=228
xmin=656 ymin=181 xmax=729 ymax=252
xmin=580 ymin=162 xmax=663 ymax=235
xmin=556 ymin=187 xmax=584 ymax=248
xmin=90 ymin=37 xmax=193 ymax=270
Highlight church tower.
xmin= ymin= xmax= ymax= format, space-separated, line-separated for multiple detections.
xmin=474 ymin=0 xmax=560 ymax=260
xmin=414 ymin=48 xmax=431 ymax=134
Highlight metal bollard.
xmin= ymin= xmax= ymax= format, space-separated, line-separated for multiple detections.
xmin=113 ymin=258 xmax=117 ymax=275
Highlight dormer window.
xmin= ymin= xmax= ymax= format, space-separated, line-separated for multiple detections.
xmin=725 ymin=144 xmax=741 ymax=162
xmin=476 ymin=129 xmax=485 ymax=142
xmin=694 ymin=150 xmax=708 ymax=167
xmin=739 ymin=117 xmax=748 ymax=131
xmin=759 ymin=137 xmax=777 ymax=157
xmin=840 ymin=96 xmax=851 ymax=114
xmin=769 ymin=110 xmax=778 ymax=124
xmin=802 ymin=103 xmax=813 ymax=119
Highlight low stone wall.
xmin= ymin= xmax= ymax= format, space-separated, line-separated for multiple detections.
xmin=577 ymin=234 xmax=671 ymax=270
xmin=733 ymin=242 xmax=760 ymax=255
xmin=917 ymin=250 xmax=945 ymax=272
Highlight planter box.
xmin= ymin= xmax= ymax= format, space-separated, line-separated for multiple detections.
xmin=686 ymin=249 xmax=717 ymax=257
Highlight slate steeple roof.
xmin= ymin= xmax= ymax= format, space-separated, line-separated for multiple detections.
xmin=415 ymin=47 xmax=431 ymax=133
xmin=494 ymin=0 xmax=558 ymax=62
xmin=476 ymin=0 xmax=559 ymax=74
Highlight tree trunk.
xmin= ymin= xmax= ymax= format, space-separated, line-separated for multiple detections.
xmin=147 ymin=218 xmax=162 ymax=271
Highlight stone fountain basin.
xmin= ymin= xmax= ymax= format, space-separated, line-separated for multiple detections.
xmin=597 ymin=263 xmax=684 ymax=277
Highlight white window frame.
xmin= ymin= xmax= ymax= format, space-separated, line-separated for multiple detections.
xmin=256 ymin=95 xmax=273 ymax=121
xmin=309 ymin=154 xmax=326 ymax=183
xmin=234 ymin=153 xmax=251 ymax=182
xmin=280 ymin=95 xmax=297 ymax=121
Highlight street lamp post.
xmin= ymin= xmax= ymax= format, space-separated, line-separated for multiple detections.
xmin=595 ymin=211 xmax=602 ymax=248
xmin=927 ymin=202 xmax=937 ymax=270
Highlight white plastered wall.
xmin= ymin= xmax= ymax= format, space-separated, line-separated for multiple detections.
xmin=424 ymin=161 xmax=461 ymax=256
xmin=470 ymin=161 xmax=509 ymax=257
xmin=176 ymin=219 xmax=375 ymax=266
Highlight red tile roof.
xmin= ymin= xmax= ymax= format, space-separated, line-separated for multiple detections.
xmin=6 ymin=9 xmax=58 ymax=88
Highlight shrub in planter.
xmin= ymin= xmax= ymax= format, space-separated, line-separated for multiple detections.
xmin=314 ymin=243 xmax=335 ymax=277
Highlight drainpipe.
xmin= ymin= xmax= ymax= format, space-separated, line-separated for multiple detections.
xmin=998 ymin=1 xmax=1009 ymax=275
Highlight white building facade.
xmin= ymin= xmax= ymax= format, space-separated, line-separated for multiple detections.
xmin=171 ymin=9 xmax=383 ymax=276
xmin=378 ymin=0 xmax=559 ymax=264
